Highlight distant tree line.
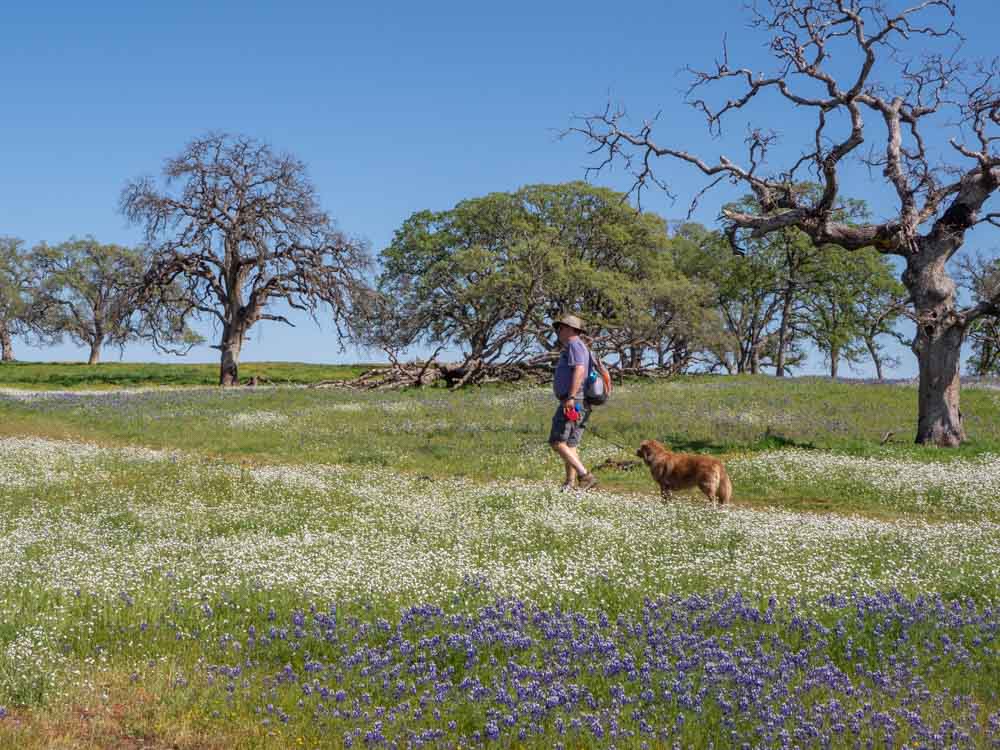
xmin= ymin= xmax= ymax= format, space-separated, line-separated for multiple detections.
xmin=3 ymin=173 xmax=997 ymax=386
xmin=2 ymin=129 xmax=998 ymax=450
xmin=0 ymin=236 xmax=197 ymax=364
xmin=355 ymin=181 xmax=992 ymax=387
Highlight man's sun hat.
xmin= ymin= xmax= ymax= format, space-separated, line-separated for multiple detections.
xmin=554 ymin=314 xmax=587 ymax=334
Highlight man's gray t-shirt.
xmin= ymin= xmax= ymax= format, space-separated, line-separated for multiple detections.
xmin=553 ymin=338 xmax=589 ymax=400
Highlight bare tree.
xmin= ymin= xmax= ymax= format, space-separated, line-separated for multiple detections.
xmin=121 ymin=133 xmax=370 ymax=386
xmin=573 ymin=0 xmax=999 ymax=446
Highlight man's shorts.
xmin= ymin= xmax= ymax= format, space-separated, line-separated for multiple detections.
xmin=549 ymin=400 xmax=590 ymax=448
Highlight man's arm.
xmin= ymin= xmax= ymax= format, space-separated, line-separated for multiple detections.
xmin=563 ymin=364 xmax=586 ymax=408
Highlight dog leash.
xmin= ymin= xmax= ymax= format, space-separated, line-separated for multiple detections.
xmin=587 ymin=423 xmax=631 ymax=452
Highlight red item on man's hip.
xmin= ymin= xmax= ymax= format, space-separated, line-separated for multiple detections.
xmin=564 ymin=404 xmax=579 ymax=422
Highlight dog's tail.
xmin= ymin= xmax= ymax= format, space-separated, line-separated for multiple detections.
xmin=717 ymin=467 xmax=733 ymax=505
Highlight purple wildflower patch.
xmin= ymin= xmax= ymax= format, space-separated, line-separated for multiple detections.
xmin=170 ymin=590 xmax=1000 ymax=747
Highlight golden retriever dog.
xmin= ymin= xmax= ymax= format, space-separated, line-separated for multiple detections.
xmin=636 ymin=439 xmax=732 ymax=505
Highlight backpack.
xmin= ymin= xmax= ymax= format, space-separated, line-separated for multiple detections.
xmin=583 ymin=347 xmax=613 ymax=406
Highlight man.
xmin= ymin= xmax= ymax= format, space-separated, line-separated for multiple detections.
xmin=549 ymin=314 xmax=598 ymax=491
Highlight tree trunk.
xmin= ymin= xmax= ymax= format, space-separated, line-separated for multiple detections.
xmin=775 ymin=285 xmax=795 ymax=377
xmin=829 ymin=346 xmax=839 ymax=379
xmin=0 ymin=321 xmax=13 ymax=362
xmin=905 ymin=246 xmax=967 ymax=447
xmin=912 ymin=322 xmax=966 ymax=446
xmin=219 ymin=325 xmax=246 ymax=386
xmin=864 ymin=337 xmax=884 ymax=381
xmin=87 ymin=340 xmax=102 ymax=365
xmin=630 ymin=346 xmax=643 ymax=369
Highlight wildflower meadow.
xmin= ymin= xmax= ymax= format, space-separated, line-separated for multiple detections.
xmin=1 ymin=375 xmax=1000 ymax=748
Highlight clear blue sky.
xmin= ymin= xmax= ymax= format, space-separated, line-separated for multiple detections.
xmin=2 ymin=0 xmax=997 ymax=375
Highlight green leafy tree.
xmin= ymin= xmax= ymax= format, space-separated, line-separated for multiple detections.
xmin=855 ymin=261 xmax=908 ymax=381
xmin=371 ymin=182 xmax=726 ymax=381
xmin=610 ymin=247 xmax=726 ymax=374
xmin=961 ymin=255 xmax=1000 ymax=376
xmin=516 ymin=183 xmax=722 ymax=368
xmin=712 ymin=190 xmax=871 ymax=377
xmin=675 ymin=222 xmax=788 ymax=375
xmin=29 ymin=238 xmax=199 ymax=364
xmin=801 ymin=249 xmax=868 ymax=378
xmin=801 ymin=247 xmax=906 ymax=379
xmin=372 ymin=193 xmax=552 ymax=383
xmin=967 ymin=316 xmax=1000 ymax=377
xmin=0 ymin=237 xmax=32 ymax=362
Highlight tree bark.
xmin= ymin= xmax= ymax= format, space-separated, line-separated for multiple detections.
xmin=87 ymin=340 xmax=102 ymax=365
xmin=912 ymin=324 xmax=966 ymax=446
xmin=865 ymin=338 xmax=885 ymax=382
xmin=829 ymin=346 xmax=839 ymax=379
xmin=219 ymin=325 xmax=246 ymax=386
xmin=775 ymin=287 xmax=794 ymax=377
xmin=629 ymin=346 xmax=643 ymax=369
xmin=905 ymin=247 xmax=967 ymax=447
xmin=0 ymin=321 xmax=13 ymax=362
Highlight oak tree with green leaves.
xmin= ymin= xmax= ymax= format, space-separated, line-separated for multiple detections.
xmin=961 ymin=255 xmax=1000 ymax=376
xmin=0 ymin=237 xmax=32 ymax=362
xmin=515 ymin=183 xmax=717 ymax=364
xmin=29 ymin=238 xmax=198 ymax=364
xmin=606 ymin=247 xmax=726 ymax=375
xmin=366 ymin=182 xmax=726 ymax=385
xmin=801 ymin=247 xmax=905 ymax=379
xmin=369 ymin=191 xmax=552 ymax=385
xmin=673 ymin=221 xmax=809 ymax=376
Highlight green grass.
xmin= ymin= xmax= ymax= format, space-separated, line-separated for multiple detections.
xmin=1 ymin=372 xmax=999 ymax=746
xmin=2 ymin=373 xmax=997 ymax=519
xmin=0 ymin=360 xmax=375 ymax=389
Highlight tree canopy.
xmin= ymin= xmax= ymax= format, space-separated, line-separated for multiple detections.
xmin=0 ymin=237 xmax=32 ymax=362
xmin=363 ymin=182 xmax=727 ymax=386
xmin=28 ymin=238 xmax=198 ymax=364
xmin=121 ymin=132 xmax=371 ymax=385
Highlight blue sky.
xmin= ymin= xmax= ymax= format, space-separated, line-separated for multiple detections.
xmin=2 ymin=0 xmax=997 ymax=375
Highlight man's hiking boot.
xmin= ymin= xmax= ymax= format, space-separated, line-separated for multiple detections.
xmin=560 ymin=481 xmax=576 ymax=493
xmin=577 ymin=472 xmax=598 ymax=491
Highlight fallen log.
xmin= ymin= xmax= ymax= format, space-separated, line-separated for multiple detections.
xmin=338 ymin=360 xmax=552 ymax=390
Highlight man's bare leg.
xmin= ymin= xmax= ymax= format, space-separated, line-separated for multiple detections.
xmin=564 ymin=460 xmax=578 ymax=487
xmin=552 ymin=442 xmax=596 ymax=490
xmin=552 ymin=442 xmax=587 ymax=476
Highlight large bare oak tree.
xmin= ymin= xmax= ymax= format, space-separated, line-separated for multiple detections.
xmin=573 ymin=0 xmax=999 ymax=446
xmin=122 ymin=133 xmax=370 ymax=385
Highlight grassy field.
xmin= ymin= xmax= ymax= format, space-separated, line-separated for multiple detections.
xmin=0 ymin=360 xmax=373 ymax=389
xmin=0 ymin=372 xmax=999 ymax=747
